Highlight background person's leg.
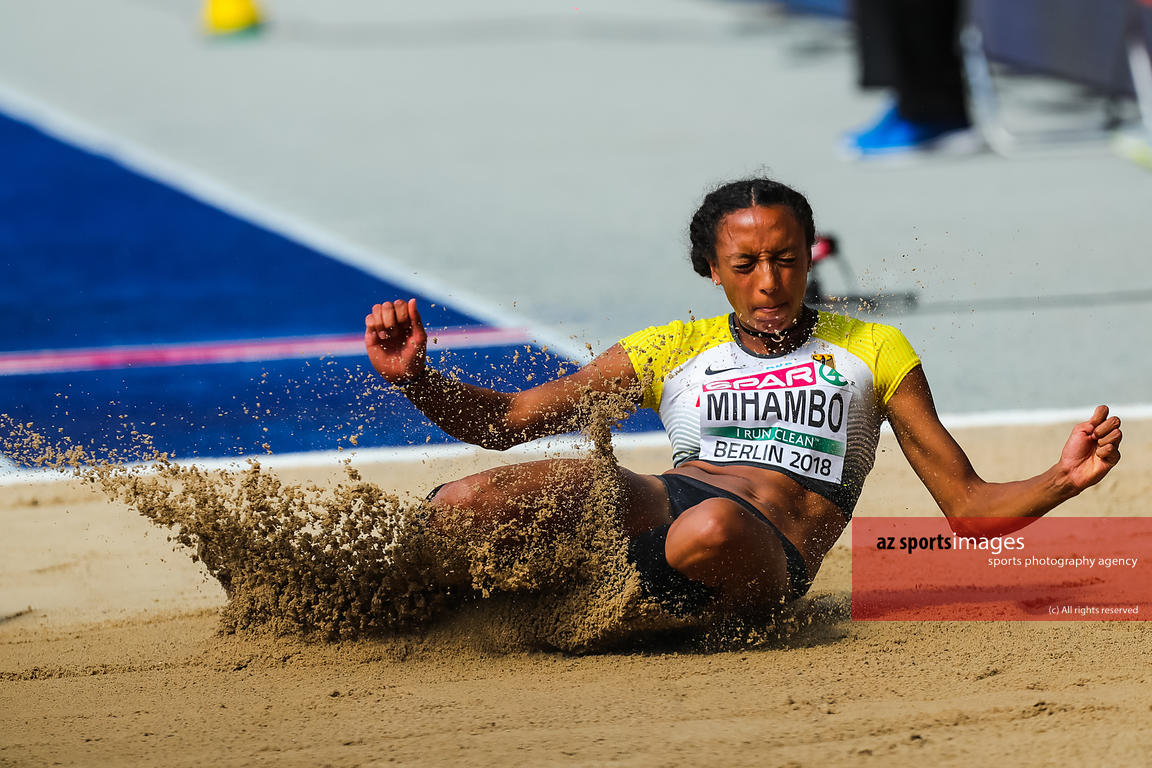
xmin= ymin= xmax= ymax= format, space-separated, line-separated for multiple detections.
xmin=855 ymin=0 xmax=900 ymax=90
xmin=890 ymin=0 xmax=968 ymax=124
xmin=846 ymin=0 xmax=974 ymax=155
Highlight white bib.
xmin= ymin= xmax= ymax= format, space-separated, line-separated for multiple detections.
xmin=698 ymin=360 xmax=853 ymax=483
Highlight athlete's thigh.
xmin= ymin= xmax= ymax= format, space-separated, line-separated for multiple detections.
xmin=431 ymin=458 xmax=672 ymax=536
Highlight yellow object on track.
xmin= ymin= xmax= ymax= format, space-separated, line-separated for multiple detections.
xmin=202 ymin=0 xmax=264 ymax=36
xmin=1112 ymin=131 xmax=1152 ymax=171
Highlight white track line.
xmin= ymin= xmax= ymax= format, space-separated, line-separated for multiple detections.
xmin=937 ymin=404 xmax=1152 ymax=428
xmin=0 ymin=80 xmax=588 ymax=363
xmin=3 ymin=403 xmax=1149 ymax=486
xmin=0 ymin=432 xmax=672 ymax=486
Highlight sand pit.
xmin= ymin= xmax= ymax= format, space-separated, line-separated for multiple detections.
xmin=2 ymin=420 xmax=1150 ymax=766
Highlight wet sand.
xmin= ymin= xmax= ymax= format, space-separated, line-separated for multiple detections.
xmin=2 ymin=420 xmax=1150 ymax=767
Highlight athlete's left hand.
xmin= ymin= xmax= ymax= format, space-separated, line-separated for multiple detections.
xmin=1058 ymin=406 xmax=1123 ymax=492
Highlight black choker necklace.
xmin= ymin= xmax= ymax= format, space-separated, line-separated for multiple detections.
xmin=734 ymin=306 xmax=816 ymax=342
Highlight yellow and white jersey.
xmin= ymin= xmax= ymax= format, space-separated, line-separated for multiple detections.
xmin=620 ymin=311 xmax=920 ymax=517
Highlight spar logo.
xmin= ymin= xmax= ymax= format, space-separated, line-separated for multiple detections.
xmin=703 ymin=362 xmax=815 ymax=392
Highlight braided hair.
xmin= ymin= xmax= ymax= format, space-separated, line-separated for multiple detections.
xmin=688 ymin=178 xmax=815 ymax=278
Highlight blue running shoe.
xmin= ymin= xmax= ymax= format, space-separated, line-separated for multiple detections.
xmin=841 ymin=104 xmax=983 ymax=160
xmin=843 ymin=102 xmax=903 ymax=143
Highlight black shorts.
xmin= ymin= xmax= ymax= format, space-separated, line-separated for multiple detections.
xmin=658 ymin=473 xmax=813 ymax=600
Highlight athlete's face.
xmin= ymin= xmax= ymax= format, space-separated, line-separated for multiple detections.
xmin=710 ymin=205 xmax=811 ymax=334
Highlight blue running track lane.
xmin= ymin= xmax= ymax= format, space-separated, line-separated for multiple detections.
xmin=0 ymin=111 xmax=660 ymax=463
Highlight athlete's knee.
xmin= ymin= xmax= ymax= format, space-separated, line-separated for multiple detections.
xmin=424 ymin=475 xmax=499 ymax=537
xmin=666 ymin=500 xmax=749 ymax=570
xmin=426 ymin=475 xmax=488 ymax=509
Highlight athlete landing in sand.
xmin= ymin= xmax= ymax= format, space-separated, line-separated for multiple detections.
xmin=364 ymin=178 xmax=1123 ymax=615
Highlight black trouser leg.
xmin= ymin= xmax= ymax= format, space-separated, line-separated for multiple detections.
xmin=854 ymin=0 xmax=968 ymax=124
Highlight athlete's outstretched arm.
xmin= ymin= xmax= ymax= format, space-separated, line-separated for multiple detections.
xmin=885 ymin=366 xmax=1123 ymax=537
xmin=364 ymin=299 xmax=639 ymax=450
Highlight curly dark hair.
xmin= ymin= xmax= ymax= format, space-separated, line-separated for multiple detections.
xmin=688 ymin=178 xmax=815 ymax=278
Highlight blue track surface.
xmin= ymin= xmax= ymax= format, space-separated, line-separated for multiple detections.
xmin=0 ymin=112 xmax=660 ymax=462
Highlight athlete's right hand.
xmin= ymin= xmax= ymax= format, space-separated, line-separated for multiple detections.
xmin=365 ymin=299 xmax=427 ymax=385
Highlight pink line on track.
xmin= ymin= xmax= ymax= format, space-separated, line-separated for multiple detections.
xmin=0 ymin=327 xmax=534 ymax=376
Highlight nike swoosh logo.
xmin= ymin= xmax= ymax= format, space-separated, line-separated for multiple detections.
xmin=704 ymin=365 xmax=743 ymax=375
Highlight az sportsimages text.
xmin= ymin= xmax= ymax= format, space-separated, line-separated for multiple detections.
xmin=874 ymin=533 xmax=1023 ymax=555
